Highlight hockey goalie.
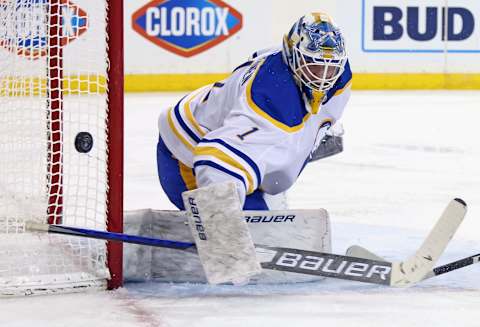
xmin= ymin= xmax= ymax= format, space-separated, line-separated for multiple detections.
xmin=21 ymin=10 xmax=470 ymax=288
xmin=125 ymin=12 xmax=349 ymax=285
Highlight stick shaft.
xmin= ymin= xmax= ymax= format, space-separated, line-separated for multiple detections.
xmin=431 ymin=254 xmax=480 ymax=277
xmin=26 ymin=221 xmax=195 ymax=249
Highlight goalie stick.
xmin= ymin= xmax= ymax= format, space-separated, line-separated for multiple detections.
xmin=258 ymin=198 xmax=467 ymax=286
xmin=25 ymin=198 xmax=466 ymax=287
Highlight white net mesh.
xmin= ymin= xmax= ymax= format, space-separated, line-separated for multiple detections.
xmin=0 ymin=0 xmax=113 ymax=296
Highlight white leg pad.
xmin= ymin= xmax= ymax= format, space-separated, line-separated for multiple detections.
xmin=182 ymin=182 xmax=262 ymax=285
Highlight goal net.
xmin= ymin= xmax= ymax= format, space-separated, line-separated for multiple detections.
xmin=0 ymin=0 xmax=123 ymax=296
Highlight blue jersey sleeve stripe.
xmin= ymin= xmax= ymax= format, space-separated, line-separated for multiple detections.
xmin=193 ymin=160 xmax=247 ymax=192
xmin=173 ymin=103 xmax=201 ymax=143
xmin=232 ymin=60 xmax=253 ymax=73
xmin=200 ymin=138 xmax=262 ymax=185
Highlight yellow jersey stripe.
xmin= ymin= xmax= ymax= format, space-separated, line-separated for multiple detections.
xmin=179 ymin=161 xmax=197 ymax=190
xmin=167 ymin=107 xmax=195 ymax=152
xmin=184 ymin=87 xmax=206 ymax=137
xmin=184 ymin=94 xmax=207 ymax=137
xmin=194 ymin=146 xmax=255 ymax=194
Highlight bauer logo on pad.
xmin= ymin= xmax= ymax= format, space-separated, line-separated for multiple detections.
xmin=0 ymin=0 xmax=88 ymax=60
xmin=132 ymin=0 xmax=243 ymax=57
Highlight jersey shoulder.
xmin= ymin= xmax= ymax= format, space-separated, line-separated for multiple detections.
xmin=244 ymin=52 xmax=308 ymax=133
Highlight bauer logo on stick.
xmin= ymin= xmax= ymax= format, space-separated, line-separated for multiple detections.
xmin=132 ymin=0 xmax=243 ymax=57
xmin=265 ymin=250 xmax=392 ymax=285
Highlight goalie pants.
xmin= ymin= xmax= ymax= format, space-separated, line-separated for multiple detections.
xmin=156 ymin=136 xmax=269 ymax=210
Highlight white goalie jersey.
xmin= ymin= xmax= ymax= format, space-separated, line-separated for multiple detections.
xmin=158 ymin=48 xmax=352 ymax=203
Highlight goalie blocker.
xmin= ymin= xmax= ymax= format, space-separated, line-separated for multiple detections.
xmin=181 ymin=182 xmax=262 ymax=285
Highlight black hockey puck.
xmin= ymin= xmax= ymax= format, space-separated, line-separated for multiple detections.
xmin=75 ymin=132 xmax=94 ymax=153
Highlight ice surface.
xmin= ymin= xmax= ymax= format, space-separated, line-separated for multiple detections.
xmin=3 ymin=91 xmax=480 ymax=327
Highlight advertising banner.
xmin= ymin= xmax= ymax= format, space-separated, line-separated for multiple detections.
xmin=122 ymin=0 xmax=480 ymax=90
xmin=362 ymin=0 xmax=480 ymax=53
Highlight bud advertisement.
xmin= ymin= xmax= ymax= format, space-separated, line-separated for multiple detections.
xmin=362 ymin=0 xmax=480 ymax=53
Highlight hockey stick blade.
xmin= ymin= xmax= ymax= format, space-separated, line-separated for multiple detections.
xmin=347 ymin=198 xmax=468 ymax=286
xmin=346 ymin=245 xmax=385 ymax=261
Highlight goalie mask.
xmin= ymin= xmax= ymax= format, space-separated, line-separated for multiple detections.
xmin=282 ymin=13 xmax=347 ymax=95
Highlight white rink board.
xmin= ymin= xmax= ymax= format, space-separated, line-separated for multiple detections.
xmin=122 ymin=0 xmax=480 ymax=75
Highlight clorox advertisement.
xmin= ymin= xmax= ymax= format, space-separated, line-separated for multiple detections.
xmin=132 ymin=0 xmax=243 ymax=57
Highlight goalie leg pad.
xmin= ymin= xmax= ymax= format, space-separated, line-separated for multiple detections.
xmin=182 ymin=182 xmax=262 ymax=285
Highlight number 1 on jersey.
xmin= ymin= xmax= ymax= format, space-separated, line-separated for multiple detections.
xmin=237 ymin=127 xmax=259 ymax=140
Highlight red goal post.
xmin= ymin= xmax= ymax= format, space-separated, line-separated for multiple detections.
xmin=0 ymin=0 xmax=124 ymax=295
xmin=106 ymin=0 xmax=124 ymax=291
